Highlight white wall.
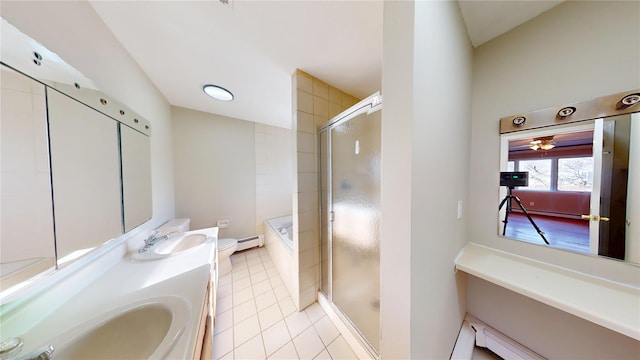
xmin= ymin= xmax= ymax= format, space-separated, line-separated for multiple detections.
xmin=172 ymin=106 xmax=256 ymax=238
xmin=381 ymin=1 xmax=472 ymax=358
xmin=468 ymin=0 xmax=640 ymax=357
xmin=1 ymin=1 xmax=175 ymax=232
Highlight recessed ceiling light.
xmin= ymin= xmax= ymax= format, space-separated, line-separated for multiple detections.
xmin=203 ymin=84 xmax=234 ymax=101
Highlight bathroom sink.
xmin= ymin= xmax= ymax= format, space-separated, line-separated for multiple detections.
xmin=154 ymin=234 xmax=210 ymax=255
xmin=50 ymin=296 xmax=190 ymax=359
xmin=130 ymin=232 xmax=213 ymax=261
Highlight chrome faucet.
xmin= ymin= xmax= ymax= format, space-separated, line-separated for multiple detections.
xmin=138 ymin=230 xmax=178 ymax=253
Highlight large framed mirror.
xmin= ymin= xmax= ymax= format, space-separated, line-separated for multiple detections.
xmin=0 ymin=18 xmax=153 ymax=294
xmin=499 ymin=89 xmax=640 ymax=264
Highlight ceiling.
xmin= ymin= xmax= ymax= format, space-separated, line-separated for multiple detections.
xmin=509 ymin=130 xmax=594 ymax=152
xmin=88 ymin=0 xmax=563 ymax=129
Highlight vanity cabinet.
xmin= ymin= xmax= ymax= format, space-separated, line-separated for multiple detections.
xmin=0 ymin=65 xmax=55 ymax=289
xmin=0 ymin=62 xmax=153 ymax=290
xmin=47 ymin=89 xmax=123 ymax=261
xmin=193 ymin=280 xmax=212 ymax=360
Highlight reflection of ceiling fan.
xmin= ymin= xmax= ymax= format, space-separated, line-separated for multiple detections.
xmin=529 ymin=136 xmax=555 ymax=151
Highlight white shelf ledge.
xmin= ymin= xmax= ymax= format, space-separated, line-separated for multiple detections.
xmin=455 ymin=243 xmax=640 ymax=340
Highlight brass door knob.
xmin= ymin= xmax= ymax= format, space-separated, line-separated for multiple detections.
xmin=581 ymin=214 xmax=610 ymax=221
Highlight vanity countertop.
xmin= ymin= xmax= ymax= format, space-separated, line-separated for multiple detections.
xmin=455 ymin=242 xmax=640 ymax=341
xmin=1 ymin=226 xmax=219 ymax=359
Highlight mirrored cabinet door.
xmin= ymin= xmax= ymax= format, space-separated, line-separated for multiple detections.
xmin=47 ymin=90 xmax=123 ymax=264
xmin=0 ymin=65 xmax=56 ymax=290
xmin=120 ymin=124 xmax=152 ymax=232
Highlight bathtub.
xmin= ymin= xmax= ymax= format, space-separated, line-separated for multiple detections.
xmin=264 ymin=215 xmax=293 ymax=252
xmin=264 ymin=215 xmax=296 ymax=303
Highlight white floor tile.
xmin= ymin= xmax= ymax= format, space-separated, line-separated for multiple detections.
xmin=284 ymin=311 xmax=312 ymax=338
xmin=304 ymin=303 xmax=325 ymax=324
xmin=213 ymin=248 xmax=361 ymax=360
xmin=252 ymin=279 xmax=272 ymax=296
xmin=273 ymin=285 xmax=289 ymax=301
xmin=258 ymin=303 xmax=283 ymax=331
xmin=251 ymin=271 xmax=269 ymax=285
xmin=266 ymin=267 xmax=280 ymax=279
xmin=246 ymin=250 xmax=261 ymax=259
xmin=214 ymin=309 xmax=233 ymax=335
xmin=278 ymin=297 xmax=296 ymax=317
xmin=249 ymin=263 xmax=266 ymax=274
xmin=267 ymin=341 xmax=299 ymax=360
xmin=255 ymin=290 xmax=277 ymax=311
xmin=231 ymin=266 xmax=249 ymax=282
xmin=269 ymin=276 xmax=284 ymax=289
xmin=233 ymin=299 xmax=257 ymax=324
xmin=219 ymin=274 xmax=232 ymax=286
xmin=217 ymin=295 xmax=233 ymax=315
xmin=233 ymin=286 xmax=255 ymax=306
xmin=234 ymin=334 xmax=266 ymax=360
xmin=234 ymin=314 xmax=261 ymax=347
xmin=327 ymin=336 xmax=357 ymax=360
xmin=313 ymin=316 xmax=340 ymax=346
xmin=313 ymin=349 xmax=332 ymax=360
xmin=233 ymin=276 xmax=253 ymax=291
xmin=261 ymin=320 xmax=291 ymax=356
xmin=212 ymin=327 xmax=234 ymax=360
xmin=218 ymin=283 xmax=233 ymax=298
xmin=292 ymin=326 xmax=325 ymax=360
xmin=218 ymin=350 xmax=234 ymax=360
xmin=233 ymin=260 xmax=249 ymax=271
xmin=231 ymin=257 xmax=246 ymax=267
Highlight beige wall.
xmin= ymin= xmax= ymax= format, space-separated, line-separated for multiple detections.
xmin=172 ymin=107 xmax=256 ymax=238
xmin=292 ymin=70 xmax=360 ymax=310
xmin=172 ymin=107 xmax=292 ymax=239
xmin=468 ymin=0 xmax=640 ymax=357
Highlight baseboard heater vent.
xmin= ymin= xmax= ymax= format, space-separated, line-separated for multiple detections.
xmin=451 ymin=314 xmax=545 ymax=360
xmin=236 ymin=234 xmax=264 ymax=251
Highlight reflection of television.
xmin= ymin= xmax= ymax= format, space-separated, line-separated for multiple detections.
xmin=500 ymin=171 xmax=528 ymax=188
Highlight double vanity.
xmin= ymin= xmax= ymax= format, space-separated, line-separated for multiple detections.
xmin=0 ymin=224 xmax=219 ymax=360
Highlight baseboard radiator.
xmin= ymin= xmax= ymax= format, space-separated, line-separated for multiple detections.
xmin=451 ymin=314 xmax=546 ymax=360
xmin=236 ymin=234 xmax=264 ymax=252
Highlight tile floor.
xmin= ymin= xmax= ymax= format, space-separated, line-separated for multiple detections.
xmin=212 ymin=247 xmax=359 ymax=360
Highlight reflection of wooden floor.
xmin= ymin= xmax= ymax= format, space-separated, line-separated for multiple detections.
xmin=504 ymin=212 xmax=589 ymax=254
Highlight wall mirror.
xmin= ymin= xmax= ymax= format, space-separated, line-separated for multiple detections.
xmin=0 ymin=18 xmax=152 ymax=294
xmin=498 ymin=89 xmax=640 ymax=264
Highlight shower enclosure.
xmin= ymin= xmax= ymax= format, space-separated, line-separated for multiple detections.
xmin=319 ymin=93 xmax=382 ymax=356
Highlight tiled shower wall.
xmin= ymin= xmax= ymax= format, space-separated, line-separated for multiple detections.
xmin=292 ymin=70 xmax=359 ymax=310
xmin=254 ymin=124 xmax=293 ymax=235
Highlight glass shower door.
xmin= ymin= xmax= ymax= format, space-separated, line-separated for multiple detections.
xmin=330 ymin=109 xmax=381 ymax=352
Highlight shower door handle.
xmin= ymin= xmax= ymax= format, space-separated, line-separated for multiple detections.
xmin=329 ymin=211 xmax=335 ymax=223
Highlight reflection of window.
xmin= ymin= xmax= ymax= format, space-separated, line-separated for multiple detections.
xmin=518 ymin=159 xmax=551 ymax=190
xmin=558 ymin=157 xmax=593 ymax=191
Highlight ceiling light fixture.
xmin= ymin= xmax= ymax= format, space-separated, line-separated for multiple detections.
xmin=617 ymin=93 xmax=640 ymax=109
xmin=203 ymin=84 xmax=234 ymax=102
xmin=529 ymin=136 xmax=555 ymax=151
xmin=557 ymin=106 xmax=576 ymax=119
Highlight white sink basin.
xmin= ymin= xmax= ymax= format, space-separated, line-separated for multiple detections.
xmin=50 ymin=296 xmax=190 ymax=359
xmin=130 ymin=232 xmax=213 ymax=261
xmin=154 ymin=234 xmax=210 ymax=255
